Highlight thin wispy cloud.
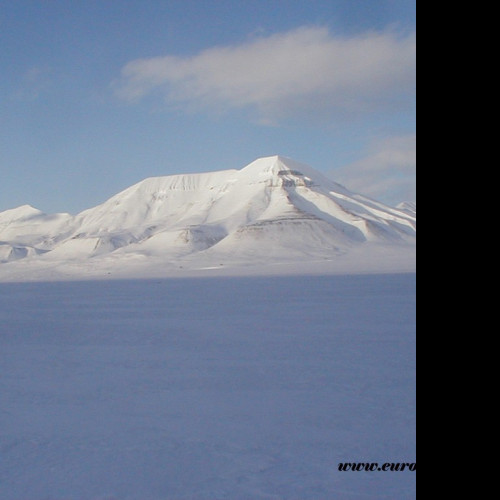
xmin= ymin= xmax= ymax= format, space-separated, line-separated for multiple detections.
xmin=332 ymin=134 xmax=417 ymax=205
xmin=114 ymin=26 xmax=416 ymax=122
xmin=12 ymin=65 xmax=52 ymax=102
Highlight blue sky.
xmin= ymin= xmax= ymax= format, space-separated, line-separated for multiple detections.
xmin=1 ymin=0 xmax=416 ymax=214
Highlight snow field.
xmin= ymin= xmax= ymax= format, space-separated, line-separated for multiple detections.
xmin=0 ymin=274 xmax=416 ymax=499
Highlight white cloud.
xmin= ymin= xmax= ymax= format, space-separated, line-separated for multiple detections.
xmin=331 ymin=134 xmax=416 ymax=205
xmin=114 ymin=26 xmax=416 ymax=121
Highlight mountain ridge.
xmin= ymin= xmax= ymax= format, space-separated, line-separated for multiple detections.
xmin=0 ymin=156 xmax=416 ymax=280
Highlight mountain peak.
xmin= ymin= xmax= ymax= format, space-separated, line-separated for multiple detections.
xmin=241 ymin=155 xmax=302 ymax=171
xmin=0 ymin=205 xmax=43 ymax=222
xmin=397 ymin=202 xmax=417 ymax=215
xmin=240 ymin=155 xmax=318 ymax=180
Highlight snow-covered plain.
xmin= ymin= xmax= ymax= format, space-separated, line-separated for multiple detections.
xmin=0 ymin=274 xmax=416 ymax=499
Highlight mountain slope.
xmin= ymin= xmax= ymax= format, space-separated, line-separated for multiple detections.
xmin=0 ymin=156 xmax=416 ymax=278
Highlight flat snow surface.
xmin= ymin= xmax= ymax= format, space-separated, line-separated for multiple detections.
xmin=0 ymin=274 xmax=416 ymax=499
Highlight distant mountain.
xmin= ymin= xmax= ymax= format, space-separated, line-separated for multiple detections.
xmin=397 ymin=201 xmax=417 ymax=216
xmin=0 ymin=156 xmax=416 ymax=280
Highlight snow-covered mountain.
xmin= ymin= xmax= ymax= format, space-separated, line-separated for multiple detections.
xmin=0 ymin=156 xmax=416 ymax=280
xmin=397 ymin=201 xmax=417 ymax=216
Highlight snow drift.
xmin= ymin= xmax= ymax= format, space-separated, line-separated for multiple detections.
xmin=0 ymin=156 xmax=416 ymax=280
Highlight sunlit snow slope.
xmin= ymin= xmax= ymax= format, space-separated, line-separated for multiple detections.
xmin=0 ymin=156 xmax=416 ymax=280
